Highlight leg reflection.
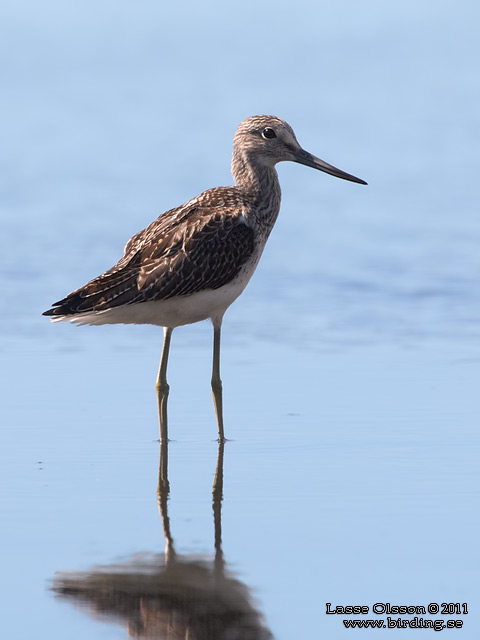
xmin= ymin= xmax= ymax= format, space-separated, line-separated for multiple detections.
xmin=53 ymin=436 xmax=273 ymax=638
xmin=157 ymin=435 xmax=175 ymax=563
xmin=213 ymin=439 xmax=225 ymax=574
xmin=157 ymin=434 xmax=226 ymax=569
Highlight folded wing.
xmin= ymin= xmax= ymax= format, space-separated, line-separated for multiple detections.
xmin=43 ymin=202 xmax=255 ymax=318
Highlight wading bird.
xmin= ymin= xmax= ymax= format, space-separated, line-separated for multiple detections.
xmin=43 ymin=115 xmax=367 ymax=441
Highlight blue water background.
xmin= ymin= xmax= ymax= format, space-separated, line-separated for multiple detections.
xmin=1 ymin=1 xmax=480 ymax=638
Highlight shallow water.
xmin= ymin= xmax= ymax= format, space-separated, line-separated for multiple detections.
xmin=2 ymin=1 xmax=480 ymax=638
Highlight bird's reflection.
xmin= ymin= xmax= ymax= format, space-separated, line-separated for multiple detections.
xmin=53 ymin=414 xmax=273 ymax=639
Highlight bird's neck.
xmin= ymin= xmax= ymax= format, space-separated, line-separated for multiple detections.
xmin=232 ymin=150 xmax=282 ymax=225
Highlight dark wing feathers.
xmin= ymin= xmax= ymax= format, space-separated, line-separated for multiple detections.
xmin=122 ymin=205 xmax=198 ymax=258
xmin=137 ymin=215 xmax=254 ymax=298
xmin=43 ymin=198 xmax=255 ymax=318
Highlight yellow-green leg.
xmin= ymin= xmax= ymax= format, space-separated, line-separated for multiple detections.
xmin=156 ymin=327 xmax=173 ymax=442
xmin=211 ymin=321 xmax=225 ymax=442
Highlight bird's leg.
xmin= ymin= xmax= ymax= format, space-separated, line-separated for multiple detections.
xmin=156 ymin=327 xmax=173 ymax=442
xmin=211 ymin=320 xmax=225 ymax=442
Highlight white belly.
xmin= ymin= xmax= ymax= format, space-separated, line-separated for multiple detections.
xmin=56 ymin=274 xmax=251 ymax=328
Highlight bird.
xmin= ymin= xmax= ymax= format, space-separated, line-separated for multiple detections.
xmin=43 ymin=115 xmax=367 ymax=441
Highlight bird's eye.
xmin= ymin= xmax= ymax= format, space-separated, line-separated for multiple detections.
xmin=262 ymin=127 xmax=276 ymax=140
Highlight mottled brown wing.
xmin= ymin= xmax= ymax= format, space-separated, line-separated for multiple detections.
xmin=43 ymin=204 xmax=255 ymax=317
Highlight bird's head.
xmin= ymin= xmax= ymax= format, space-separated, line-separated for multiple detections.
xmin=233 ymin=115 xmax=367 ymax=185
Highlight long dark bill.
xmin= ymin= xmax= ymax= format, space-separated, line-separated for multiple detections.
xmin=295 ymin=149 xmax=367 ymax=185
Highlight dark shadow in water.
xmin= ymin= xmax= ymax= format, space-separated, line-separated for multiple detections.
xmin=52 ymin=413 xmax=273 ymax=639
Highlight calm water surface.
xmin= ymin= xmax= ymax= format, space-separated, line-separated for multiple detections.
xmin=2 ymin=1 xmax=480 ymax=638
